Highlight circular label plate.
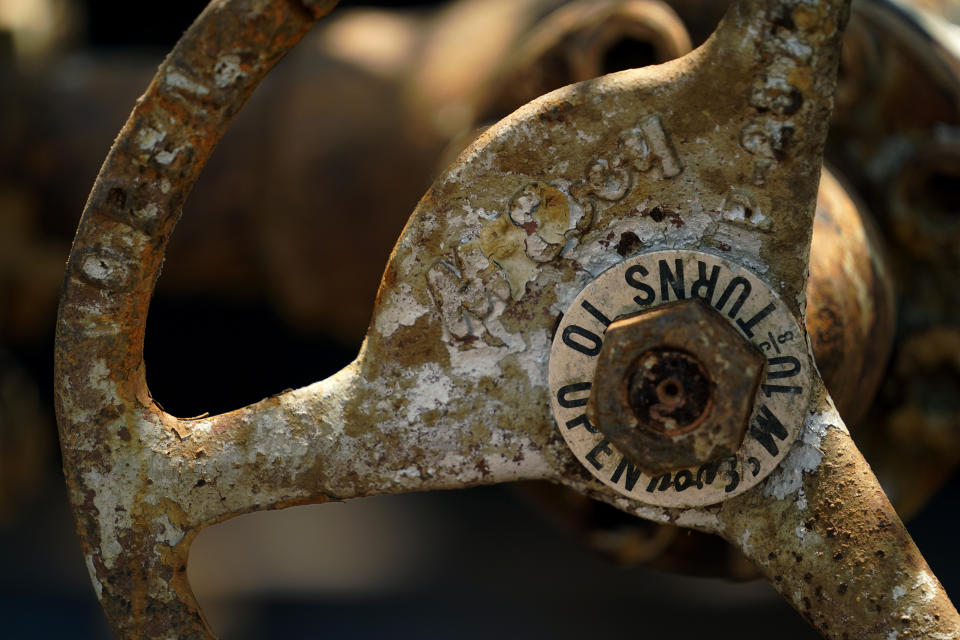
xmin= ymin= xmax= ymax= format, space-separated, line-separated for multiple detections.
xmin=549 ymin=250 xmax=811 ymax=508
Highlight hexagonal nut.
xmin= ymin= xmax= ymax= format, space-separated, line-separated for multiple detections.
xmin=586 ymin=298 xmax=765 ymax=474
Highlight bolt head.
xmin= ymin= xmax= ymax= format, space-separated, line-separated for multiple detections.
xmin=586 ymin=298 xmax=765 ymax=474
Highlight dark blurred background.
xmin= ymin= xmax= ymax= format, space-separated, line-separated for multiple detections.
xmin=1 ymin=0 xmax=959 ymax=638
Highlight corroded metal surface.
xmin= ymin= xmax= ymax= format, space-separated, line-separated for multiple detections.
xmin=717 ymin=384 xmax=960 ymax=639
xmin=53 ymin=0 xmax=960 ymax=638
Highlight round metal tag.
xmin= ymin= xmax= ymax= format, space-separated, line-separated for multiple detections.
xmin=548 ymin=250 xmax=812 ymax=508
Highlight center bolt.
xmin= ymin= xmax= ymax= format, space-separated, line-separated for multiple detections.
xmin=586 ymin=298 xmax=765 ymax=474
xmin=627 ymin=349 xmax=712 ymax=436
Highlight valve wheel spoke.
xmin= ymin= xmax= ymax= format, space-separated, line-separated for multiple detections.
xmin=161 ymin=359 xmax=562 ymax=530
xmin=718 ymin=388 xmax=960 ymax=638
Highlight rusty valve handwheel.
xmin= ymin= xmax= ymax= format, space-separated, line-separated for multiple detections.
xmin=54 ymin=0 xmax=960 ymax=637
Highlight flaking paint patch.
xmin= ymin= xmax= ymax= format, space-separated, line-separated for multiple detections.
xmin=550 ymin=270 xmax=594 ymax=317
xmin=513 ymin=329 xmax=550 ymax=388
xmin=447 ymin=342 xmax=509 ymax=379
xmin=155 ymin=144 xmax=188 ymax=165
xmin=762 ymin=402 xmax=836 ymax=500
xmin=445 ymin=315 xmax=545 ymax=383
xmin=374 ymin=283 xmax=429 ymax=337
xmin=165 ymin=70 xmax=210 ymax=96
xmin=85 ymin=466 xmax=135 ymax=567
xmin=914 ymin=570 xmax=938 ymax=604
xmin=155 ymin=513 xmax=184 ymax=548
xmin=405 ymin=363 xmax=453 ymax=423
xmin=135 ymin=127 xmax=166 ymax=151
xmin=674 ymin=508 xmax=721 ymax=532
xmin=86 ymin=358 xmax=121 ymax=407
xmin=80 ymin=254 xmax=118 ymax=283
xmin=213 ymin=54 xmax=245 ymax=88
xmin=137 ymin=203 xmax=159 ymax=220
xmin=85 ymin=554 xmax=103 ymax=600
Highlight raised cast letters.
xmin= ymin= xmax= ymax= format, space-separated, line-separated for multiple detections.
xmin=426 ymin=249 xmax=510 ymax=346
xmin=571 ymin=114 xmax=683 ymax=233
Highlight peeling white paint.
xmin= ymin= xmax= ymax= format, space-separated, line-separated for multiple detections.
xmin=374 ymin=283 xmax=430 ymax=337
xmin=795 ymin=488 xmax=807 ymax=510
xmin=914 ymin=570 xmax=938 ymax=604
xmin=762 ymin=404 xmax=835 ymax=500
xmin=136 ymin=203 xmax=159 ymax=220
xmin=86 ymin=466 xmax=134 ymax=567
xmin=213 ymin=54 xmax=245 ymax=88
xmin=551 ymin=270 xmax=594 ymax=317
xmin=513 ymin=329 xmax=550 ymax=388
xmin=135 ymin=127 xmax=166 ymax=151
xmin=85 ymin=554 xmax=103 ymax=600
xmin=80 ymin=253 xmax=118 ymax=283
xmin=393 ymin=465 xmax=420 ymax=483
xmin=673 ymin=508 xmax=721 ymax=532
xmin=165 ymin=70 xmax=210 ymax=96
xmin=155 ymin=513 xmax=184 ymax=548
xmin=404 ymin=363 xmax=453 ymax=423
xmin=155 ymin=144 xmax=188 ymax=165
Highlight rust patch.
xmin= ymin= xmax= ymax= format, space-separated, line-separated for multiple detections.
xmin=721 ymin=425 xmax=960 ymax=639
xmin=538 ymin=100 xmax=574 ymax=123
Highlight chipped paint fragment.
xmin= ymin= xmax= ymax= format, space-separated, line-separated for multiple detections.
xmin=404 ymin=363 xmax=453 ymax=423
xmin=155 ymin=144 xmax=188 ymax=165
xmin=135 ymin=127 xmax=166 ymax=151
xmin=762 ymin=404 xmax=833 ymax=500
xmin=213 ymin=54 xmax=245 ymax=88
xmin=155 ymin=514 xmax=184 ymax=548
xmin=165 ymin=70 xmax=210 ymax=96
xmin=136 ymin=203 xmax=159 ymax=220
xmin=478 ymin=214 xmax=538 ymax=299
xmin=374 ymin=282 xmax=430 ymax=337
xmin=85 ymin=555 xmax=103 ymax=600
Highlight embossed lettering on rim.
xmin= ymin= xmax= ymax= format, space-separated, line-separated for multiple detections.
xmin=548 ymin=249 xmax=812 ymax=508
